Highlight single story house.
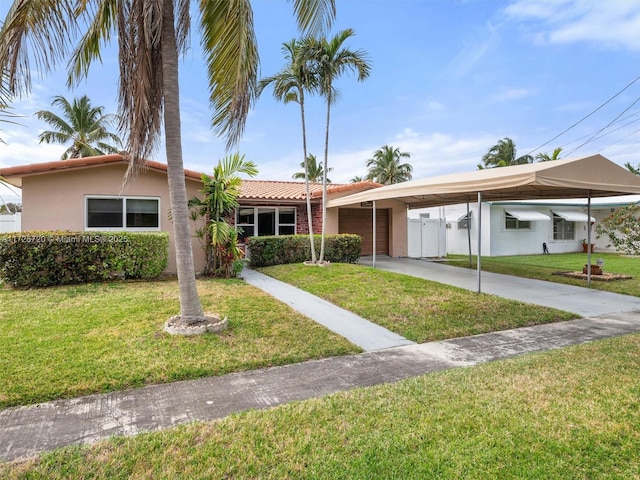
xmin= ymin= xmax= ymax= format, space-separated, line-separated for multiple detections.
xmin=407 ymin=195 xmax=640 ymax=257
xmin=0 ymin=154 xmax=408 ymax=273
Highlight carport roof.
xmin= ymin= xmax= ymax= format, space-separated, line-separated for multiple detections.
xmin=328 ymin=154 xmax=640 ymax=209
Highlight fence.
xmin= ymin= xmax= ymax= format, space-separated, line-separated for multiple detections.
xmin=0 ymin=213 xmax=21 ymax=233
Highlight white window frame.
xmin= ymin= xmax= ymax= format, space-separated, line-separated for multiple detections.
xmin=235 ymin=206 xmax=297 ymax=240
xmin=85 ymin=196 xmax=161 ymax=231
xmin=553 ymin=214 xmax=575 ymax=240
xmin=504 ymin=212 xmax=531 ymax=230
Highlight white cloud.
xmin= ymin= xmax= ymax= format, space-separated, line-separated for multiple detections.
xmin=505 ymin=0 xmax=640 ymax=51
xmin=491 ymin=87 xmax=537 ymax=102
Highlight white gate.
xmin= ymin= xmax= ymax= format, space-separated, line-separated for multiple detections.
xmin=0 ymin=213 xmax=21 ymax=233
xmin=408 ymin=216 xmax=446 ymax=258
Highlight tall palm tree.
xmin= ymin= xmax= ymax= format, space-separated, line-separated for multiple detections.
xmin=366 ymin=145 xmax=412 ymax=185
xmin=0 ymin=0 xmax=336 ymax=331
xmin=258 ymin=38 xmax=319 ymax=262
xmin=292 ymin=153 xmax=332 ymax=182
xmin=303 ymin=28 xmax=370 ymax=263
xmin=36 ymin=95 xmax=122 ymax=159
xmin=534 ymin=147 xmax=562 ymax=162
xmin=479 ymin=137 xmax=533 ymax=169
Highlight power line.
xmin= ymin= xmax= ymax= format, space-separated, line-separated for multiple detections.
xmin=525 ymin=73 xmax=640 ymax=156
xmin=563 ymin=95 xmax=640 ymax=157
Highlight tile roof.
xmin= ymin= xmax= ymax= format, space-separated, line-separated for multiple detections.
xmin=0 ymin=154 xmax=382 ymax=201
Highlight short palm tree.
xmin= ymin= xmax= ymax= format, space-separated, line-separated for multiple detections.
xmin=479 ymin=137 xmax=533 ymax=169
xmin=0 ymin=0 xmax=336 ymax=331
xmin=366 ymin=145 xmax=412 ymax=185
xmin=292 ymin=154 xmax=332 ymax=182
xmin=36 ymin=95 xmax=122 ymax=159
xmin=302 ymin=28 xmax=371 ymax=263
xmin=258 ymin=38 xmax=320 ymax=262
xmin=350 ymin=175 xmax=364 ymax=183
xmin=189 ymin=153 xmax=257 ymax=277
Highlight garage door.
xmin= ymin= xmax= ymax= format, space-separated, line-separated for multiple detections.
xmin=338 ymin=208 xmax=389 ymax=256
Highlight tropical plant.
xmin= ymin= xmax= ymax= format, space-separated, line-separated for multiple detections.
xmin=478 ymin=137 xmax=533 ymax=169
xmin=292 ymin=153 xmax=332 ymax=182
xmin=596 ymin=204 xmax=640 ymax=255
xmin=0 ymin=1 xmax=336 ymax=330
xmin=350 ymin=175 xmax=364 ymax=183
xmin=189 ymin=154 xmax=257 ymax=278
xmin=624 ymin=162 xmax=640 ymax=175
xmin=258 ymin=38 xmax=320 ymax=263
xmin=35 ymin=95 xmax=122 ymax=159
xmin=365 ymin=145 xmax=412 ymax=185
xmin=534 ymin=147 xmax=562 ymax=162
xmin=302 ymin=28 xmax=371 ymax=263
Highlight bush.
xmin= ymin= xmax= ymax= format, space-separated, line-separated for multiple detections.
xmin=0 ymin=231 xmax=169 ymax=287
xmin=248 ymin=234 xmax=362 ymax=268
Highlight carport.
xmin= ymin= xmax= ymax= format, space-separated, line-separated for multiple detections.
xmin=328 ymin=154 xmax=640 ymax=291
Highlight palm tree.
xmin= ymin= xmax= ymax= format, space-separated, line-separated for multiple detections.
xmin=366 ymin=145 xmax=412 ymax=185
xmin=258 ymin=39 xmax=320 ymax=262
xmin=350 ymin=175 xmax=364 ymax=183
xmin=36 ymin=95 xmax=122 ymax=159
xmin=189 ymin=153 xmax=257 ymax=277
xmin=625 ymin=162 xmax=640 ymax=175
xmin=292 ymin=154 xmax=332 ymax=182
xmin=0 ymin=0 xmax=336 ymax=331
xmin=479 ymin=137 xmax=533 ymax=169
xmin=303 ymin=29 xmax=371 ymax=263
xmin=535 ymin=147 xmax=562 ymax=162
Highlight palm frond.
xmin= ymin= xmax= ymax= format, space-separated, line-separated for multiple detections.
xmin=289 ymin=0 xmax=336 ymax=37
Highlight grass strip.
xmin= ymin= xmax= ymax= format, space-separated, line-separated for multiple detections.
xmin=448 ymin=252 xmax=640 ymax=297
xmin=3 ymin=334 xmax=639 ymax=479
xmin=260 ymin=263 xmax=576 ymax=343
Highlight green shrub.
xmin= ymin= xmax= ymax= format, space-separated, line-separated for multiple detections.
xmin=0 ymin=231 xmax=169 ymax=287
xmin=248 ymin=234 xmax=361 ymax=268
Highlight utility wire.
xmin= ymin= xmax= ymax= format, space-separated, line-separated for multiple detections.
xmin=563 ymin=95 xmax=640 ymax=157
xmin=525 ymin=73 xmax=640 ymax=156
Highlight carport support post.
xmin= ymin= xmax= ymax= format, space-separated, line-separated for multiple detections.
xmin=587 ymin=193 xmax=592 ymax=286
xmin=477 ymin=191 xmax=482 ymax=293
xmin=372 ymin=200 xmax=377 ymax=268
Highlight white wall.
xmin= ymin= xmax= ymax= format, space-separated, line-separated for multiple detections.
xmin=409 ymin=203 xmax=615 ymax=257
xmin=0 ymin=213 xmax=21 ymax=233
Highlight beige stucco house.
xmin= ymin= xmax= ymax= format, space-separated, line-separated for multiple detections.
xmin=0 ymin=154 xmax=408 ymax=273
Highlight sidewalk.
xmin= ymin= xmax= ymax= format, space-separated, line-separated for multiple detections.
xmin=2 ymin=311 xmax=640 ymax=462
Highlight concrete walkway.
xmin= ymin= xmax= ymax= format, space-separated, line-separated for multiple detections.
xmin=2 ymin=311 xmax=640 ymax=462
xmin=241 ymin=269 xmax=414 ymax=351
xmin=360 ymin=256 xmax=640 ymax=318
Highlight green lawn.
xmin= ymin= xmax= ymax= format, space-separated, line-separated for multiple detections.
xmin=0 ymin=279 xmax=359 ymax=408
xmin=3 ymin=334 xmax=639 ymax=479
xmin=447 ymin=252 xmax=640 ymax=297
xmin=259 ymin=263 xmax=576 ymax=343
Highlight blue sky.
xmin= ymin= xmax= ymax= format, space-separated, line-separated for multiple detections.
xmin=2 ymin=0 xmax=640 ymax=203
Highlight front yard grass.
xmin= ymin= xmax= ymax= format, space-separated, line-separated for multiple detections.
xmin=259 ymin=263 xmax=576 ymax=343
xmin=447 ymin=252 xmax=640 ymax=297
xmin=4 ymin=333 xmax=639 ymax=479
xmin=0 ymin=279 xmax=359 ymax=408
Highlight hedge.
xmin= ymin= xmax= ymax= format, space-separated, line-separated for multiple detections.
xmin=248 ymin=234 xmax=362 ymax=268
xmin=0 ymin=231 xmax=169 ymax=287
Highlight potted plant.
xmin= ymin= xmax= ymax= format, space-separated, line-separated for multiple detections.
xmin=580 ymin=238 xmax=595 ymax=253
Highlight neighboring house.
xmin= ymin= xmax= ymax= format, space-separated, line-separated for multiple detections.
xmin=408 ymin=196 xmax=640 ymax=257
xmin=0 ymin=154 xmax=408 ymax=273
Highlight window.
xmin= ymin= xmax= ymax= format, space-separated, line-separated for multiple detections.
xmin=505 ymin=213 xmax=530 ymax=230
xmin=457 ymin=212 xmax=471 ymax=230
xmin=553 ymin=214 xmax=574 ymax=240
xmin=86 ymin=197 xmax=160 ymax=230
xmin=236 ymin=206 xmax=296 ymax=240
